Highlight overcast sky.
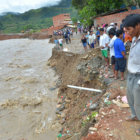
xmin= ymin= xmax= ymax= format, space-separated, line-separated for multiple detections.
xmin=0 ymin=0 xmax=61 ymax=14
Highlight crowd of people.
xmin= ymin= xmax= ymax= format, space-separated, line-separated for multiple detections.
xmin=52 ymin=14 xmax=140 ymax=136
xmin=53 ymin=28 xmax=73 ymax=37
xmin=53 ymin=18 xmax=135 ymax=82
xmin=53 ymin=28 xmax=73 ymax=50
xmin=81 ymin=14 xmax=140 ymax=136
xmin=80 ymin=21 xmax=134 ymax=81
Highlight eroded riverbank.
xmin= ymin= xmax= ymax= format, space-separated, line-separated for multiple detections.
xmin=49 ymin=34 xmax=140 ymax=140
xmin=48 ymin=48 xmax=106 ymax=139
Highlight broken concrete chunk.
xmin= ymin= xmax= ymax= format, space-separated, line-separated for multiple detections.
xmin=89 ymin=127 xmax=97 ymax=131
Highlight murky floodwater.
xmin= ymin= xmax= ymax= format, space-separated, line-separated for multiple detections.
xmin=0 ymin=39 xmax=59 ymax=140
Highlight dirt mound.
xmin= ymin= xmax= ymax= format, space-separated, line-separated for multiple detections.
xmin=0 ymin=34 xmax=23 ymax=40
xmin=82 ymin=133 xmax=106 ymax=140
xmin=29 ymin=32 xmax=50 ymax=39
xmin=48 ymin=48 xmax=106 ymax=139
xmin=48 ymin=33 xmax=139 ymax=140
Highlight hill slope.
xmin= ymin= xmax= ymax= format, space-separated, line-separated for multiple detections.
xmin=0 ymin=0 xmax=77 ymax=33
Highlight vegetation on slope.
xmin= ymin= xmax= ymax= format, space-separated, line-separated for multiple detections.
xmin=0 ymin=0 xmax=77 ymax=33
xmin=72 ymin=0 xmax=140 ymax=26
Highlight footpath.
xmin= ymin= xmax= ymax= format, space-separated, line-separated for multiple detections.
xmin=48 ymin=33 xmax=140 ymax=140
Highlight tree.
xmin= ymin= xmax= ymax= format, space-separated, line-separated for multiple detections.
xmin=72 ymin=0 xmax=87 ymax=9
xmin=72 ymin=0 xmax=140 ymax=26
xmin=123 ymin=0 xmax=140 ymax=8
xmin=76 ymin=0 xmax=123 ymax=26
xmin=23 ymin=24 xmax=34 ymax=31
xmin=0 ymin=22 xmax=3 ymax=30
xmin=71 ymin=17 xmax=78 ymax=24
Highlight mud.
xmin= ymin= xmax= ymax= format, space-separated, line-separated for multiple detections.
xmin=0 ymin=39 xmax=59 ymax=140
xmin=49 ymin=33 xmax=140 ymax=140
xmin=48 ymin=33 xmax=107 ymax=139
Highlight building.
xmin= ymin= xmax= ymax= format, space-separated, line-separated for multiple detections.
xmin=93 ymin=8 xmax=140 ymax=27
xmin=41 ymin=24 xmax=67 ymax=36
xmin=53 ymin=13 xmax=71 ymax=27
xmin=41 ymin=13 xmax=71 ymax=36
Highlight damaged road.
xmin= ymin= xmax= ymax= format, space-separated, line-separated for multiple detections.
xmin=48 ymin=45 xmax=106 ymax=139
xmin=49 ymin=34 xmax=140 ymax=140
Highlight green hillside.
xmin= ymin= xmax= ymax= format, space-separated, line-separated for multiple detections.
xmin=0 ymin=0 xmax=77 ymax=33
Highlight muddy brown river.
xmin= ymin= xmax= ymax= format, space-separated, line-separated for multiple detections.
xmin=0 ymin=39 xmax=59 ymax=140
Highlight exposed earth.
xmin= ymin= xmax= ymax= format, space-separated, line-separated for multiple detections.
xmin=48 ymin=33 xmax=140 ymax=140
xmin=0 ymin=32 xmax=50 ymax=41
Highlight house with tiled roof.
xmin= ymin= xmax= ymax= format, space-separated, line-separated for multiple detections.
xmin=41 ymin=13 xmax=71 ymax=36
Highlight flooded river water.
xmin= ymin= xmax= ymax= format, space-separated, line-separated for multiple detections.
xmin=0 ymin=39 xmax=59 ymax=140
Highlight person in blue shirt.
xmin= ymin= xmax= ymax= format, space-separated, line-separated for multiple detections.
xmin=96 ymin=27 xmax=100 ymax=45
xmin=81 ymin=34 xmax=87 ymax=51
xmin=64 ymin=32 xmax=68 ymax=44
xmin=54 ymin=37 xmax=59 ymax=49
xmin=67 ymin=29 xmax=71 ymax=43
xmin=114 ymin=29 xmax=126 ymax=80
xmin=85 ymin=32 xmax=90 ymax=48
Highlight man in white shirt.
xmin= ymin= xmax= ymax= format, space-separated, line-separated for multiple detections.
xmin=99 ymin=28 xmax=110 ymax=67
xmin=89 ymin=31 xmax=96 ymax=48
xmin=108 ymin=28 xmax=117 ymax=77
xmin=58 ymin=38 xmax=63 ymax=50
xmin=115 ymin=23 xmax=119 ymax=31
xmin=123 ymin=14 xmax=140 ymax=136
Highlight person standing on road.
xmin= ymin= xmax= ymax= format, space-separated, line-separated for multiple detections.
xmin=114 ymin=29 xmax=126 ymax=80
xmin=54 ymin=37 xmax=59 ymax=49
xmin=123 ymin=14 xmax=140 ymax=136
xmin=99 ymin=28 xmax=110 ymax=68
xmin=81 ymin=34 xmax=87 ymax=51
xmin=89 ymin=31 xmax=96 ymax=48
xmin=64 ymin=31 xmax=69 ymax=44
xmin=67 ymin=29 xmax=71 ymax=43
xmin=96 ymin=27 xmax=100 ymax=45
xmin=108 ymin=28 xmax=117 ymax=78
xmin=58 ymin=38 xmax=63 ymax=50
xmin=85 ymin=32 xmax=90 ymax=49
